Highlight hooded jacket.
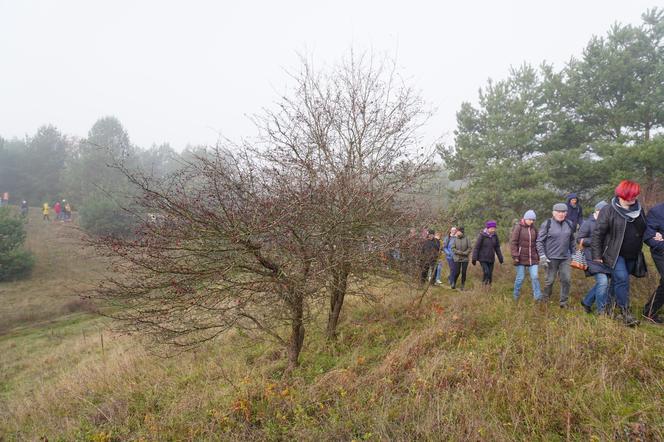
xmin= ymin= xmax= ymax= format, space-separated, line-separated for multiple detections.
xmin=472 ymin=229 xmax=504 ymax=264
xmin=566 ymin=193 xmax=583 ymax=230
xmin=510 ymin=220 xmax=539 ymax=266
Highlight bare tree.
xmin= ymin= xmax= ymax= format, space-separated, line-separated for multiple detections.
xmin=90 ymin=52 xmax=435 ymax=370
xmin=257 ymin=53 xmax=435 ymax=339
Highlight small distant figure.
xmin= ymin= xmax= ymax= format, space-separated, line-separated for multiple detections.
xmin=63 ymin=201 xmax=72 ymax=221
xmin=42 ymin=202 xmax=50 ymax=221
xmin=472 ymin=220 xmax=504 ymax=288
xmin=54 ymin=200 xmax=62 ymax=220
xmin=2 ymin=192 xmax=8 ymax=207
xmin=20 ymin=200 xmax=28 ymax=218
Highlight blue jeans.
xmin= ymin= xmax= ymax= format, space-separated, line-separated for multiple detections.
xmin=610 ymin=256 xmax=636 ymax=309
xmin=446 ymin=256 xmax=456 ymax=285
xmin=513 ymin=265 xmax=542 ymax=300
xmin=582 ymin=273 xmax=609 ymax=312
xmin=434 ymin=260 xmax=444 ymax=283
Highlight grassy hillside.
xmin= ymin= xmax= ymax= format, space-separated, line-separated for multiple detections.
xmin=1 ymin=214 xmax=664 ymax=441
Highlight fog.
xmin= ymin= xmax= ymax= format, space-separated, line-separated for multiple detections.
xmin=0 ymin=0 xmax=657 ymax=149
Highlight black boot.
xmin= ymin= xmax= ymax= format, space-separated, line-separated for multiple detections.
xmin=620 ymin=307 xmax=639 ymax=327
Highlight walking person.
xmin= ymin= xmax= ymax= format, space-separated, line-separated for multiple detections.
xmin=42 ymin=202 xmax=50 ymax=221
xmin=419 ymin=229 xmax=440 ymax=286
xmin=536 ymin=203 xmax=576 ymax=307
xmin=63 ymin=201 xmax=72 ymax=221
xmin=591 ymin=180 xmax=647 ymax=326
xmin=442 ymin=227 xmax=457 ymax=286
xmin=54 ymin=200 xmax=62 ymax=220
xmin=566 ymin=193 xmax=584 ymax=231
xmin=20 ymin=200 xmax=28 ymax=219
xmin=433 ymin=231 xmax=445 ymax=285
xmin=511 ymin=210 xmax=542 ymax=301
xmin=578 ymin=201 xmax=612 ymax=314
xmin=472 ymin=220 xmax=504 ymax=287
xmin=451 ymin=227 xmax=471 ymax=290
xmin=642 ymin=200 xmax=664 ymax=324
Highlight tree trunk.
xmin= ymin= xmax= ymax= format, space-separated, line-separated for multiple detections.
xmin=286 ymin=301 xmax=305 ymax=372
xmin=326 ymin=265 xmax=349 ymax=340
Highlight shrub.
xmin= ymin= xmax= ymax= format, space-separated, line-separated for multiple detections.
xmin=79 ymin=197 xmax=136 ymax=238
xmin=0 ymin=207 xmax=34 ymax=281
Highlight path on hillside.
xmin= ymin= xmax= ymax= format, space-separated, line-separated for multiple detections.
xmin=0 ymin=209 xmax=107 ymax=334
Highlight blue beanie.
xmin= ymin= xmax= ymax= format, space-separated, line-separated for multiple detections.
xmin=523 ymin=210 xmax=536 ymax=220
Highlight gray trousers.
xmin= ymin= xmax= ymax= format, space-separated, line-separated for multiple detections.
xmin=542 ymin=258 xmax=571 ymax=305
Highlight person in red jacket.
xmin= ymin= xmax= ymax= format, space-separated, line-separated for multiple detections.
xmin=54 ymin=201 xmax=62 ymax=220
xmin=511 ymin=210 xmax=542 ymax=301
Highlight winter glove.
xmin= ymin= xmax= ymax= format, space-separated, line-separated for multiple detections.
xmin=539 ymin=255 xmax=550 ymax=267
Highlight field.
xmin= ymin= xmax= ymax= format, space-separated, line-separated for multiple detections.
xmin=1 ymin=212 xmax=664 ymax=441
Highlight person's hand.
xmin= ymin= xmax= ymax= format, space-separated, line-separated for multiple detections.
xmin=512 ymin=258 xmax=520 ymax=266
xmin=655 ymin=232 xmax=663 ymax=241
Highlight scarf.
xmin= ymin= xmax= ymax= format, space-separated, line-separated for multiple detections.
xmin=612 ymin=196 xmax=641 ymax=222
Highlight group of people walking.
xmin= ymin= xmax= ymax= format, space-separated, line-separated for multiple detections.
xmin=42 ymin=199 xmax=73 ymax=221
xmin=420 ymin=180 xmax=664 ymax=327
xmin=8 ymin=199 xmax=73 ymax=222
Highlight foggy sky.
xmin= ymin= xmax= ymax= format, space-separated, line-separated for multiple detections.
xmin=0 ymin=0 xmax=658 ymax=150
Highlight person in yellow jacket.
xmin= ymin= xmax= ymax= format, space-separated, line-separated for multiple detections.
xmin=42 ymin=202 xmax=50 ymax=221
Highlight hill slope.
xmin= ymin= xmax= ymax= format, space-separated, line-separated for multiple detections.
xmin=1 ymin=214 xmax=664 ymax=440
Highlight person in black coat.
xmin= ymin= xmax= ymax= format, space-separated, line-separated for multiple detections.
xmin=419 ymin=229 xmax=440 ymax=286
xmin=642 ymin=201 xmax=664 ymax=324
xmin=578 ymin=201 xmax=612 ymax=314
xmin=591 ymin=180 xmax=647 ymax=326
xmin=472 ymin=220 xmax=504 ymax=286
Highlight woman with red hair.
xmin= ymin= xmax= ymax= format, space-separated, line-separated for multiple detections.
xmin=591 ymin=180 xmax=648 ymax=326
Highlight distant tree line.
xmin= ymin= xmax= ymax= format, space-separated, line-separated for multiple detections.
xmin=440 ymin=8 xmax=664 ymax=233
xmin=0 ymin=117 xmax=203 ymax=236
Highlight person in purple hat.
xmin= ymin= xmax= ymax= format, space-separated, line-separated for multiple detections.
xmin=472 ymin=220 xmax=504 ymax=287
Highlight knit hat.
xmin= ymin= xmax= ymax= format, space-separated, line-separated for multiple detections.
xmin=552 ymin=203 xmax=568 ymax=212
xmin=486 ymin=220 xmax=497 ymax=229
xmin=523 ymin=210 xmax=537 ymax=220
xmin=594 ymin=200 xmax=608 ymax=211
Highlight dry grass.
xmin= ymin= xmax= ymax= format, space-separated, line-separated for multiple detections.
xmin=0 ymin=211 xmax=106 ymax=334
xmin=2 ymin=218 xmax=664 ymax=441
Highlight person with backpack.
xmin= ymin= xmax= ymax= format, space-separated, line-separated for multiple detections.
xmin=536 ymin=203 xmax=576 ymax=308
xmin=472 ymin=220 xmax=504 ymax=287
xmin=592 ymin=180 xmax=647 ymax=326
xmin=642 ymin=200 xmax=664 ymax=324
xmin=451 ymin=227 xmax=471 ymax=290
xmin=578 ymin=201 xmax=612 ymax=314
xmin=566 ymin=193 xmax=584 ymax=231
xmin=511 ymin=210 xmax=542 ymax=301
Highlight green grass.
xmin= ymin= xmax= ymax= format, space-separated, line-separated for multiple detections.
xmin=2 ymin=215 xmax=664 ymax=440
